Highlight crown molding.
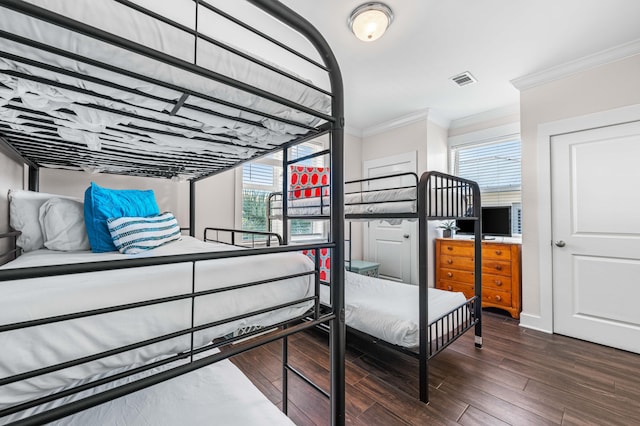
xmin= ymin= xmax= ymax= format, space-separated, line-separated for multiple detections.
xmin=361 ymin=108 xmax=451 ymax=138
xmin=511 ymin=38 xmax=640 ymax=91
xmin=362 ymin=109 xmax=429 ymax=138
xmin=449 ymin=103 xmax=520 ymax=130
xmin=426 ymin=109 xmax=451 ymax=129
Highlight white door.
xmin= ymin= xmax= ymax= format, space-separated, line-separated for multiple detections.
xmin=551 ymin=120 xmax=640 ymax=353
xmin=364 ymin=152 xmax=417 ymax=283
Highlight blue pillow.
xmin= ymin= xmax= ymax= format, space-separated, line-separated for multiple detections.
xmin=84 ymin=182 xmax=160 ymax=253
xmin=108 ymin=212 xmax=181 ymax=254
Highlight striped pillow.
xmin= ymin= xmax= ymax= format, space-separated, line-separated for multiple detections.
xmin=107 ymin=212 xmax=181 ymax=254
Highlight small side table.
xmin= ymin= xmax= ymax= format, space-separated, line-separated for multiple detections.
xmin=347 ymin=260 xmax=380 ymax=277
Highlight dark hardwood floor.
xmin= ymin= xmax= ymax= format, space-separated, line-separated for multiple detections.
xmin=231 ymin=311 xmax=640 ymax=425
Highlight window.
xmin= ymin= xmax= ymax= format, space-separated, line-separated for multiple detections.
xmin=451 ymin=138 xmax=522 ymax=235
xmin=241 ymin=141 xmax=327 ymax=241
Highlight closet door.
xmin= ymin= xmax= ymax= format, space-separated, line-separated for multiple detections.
xmin=551 ymin=120 xmax=640 ymax=353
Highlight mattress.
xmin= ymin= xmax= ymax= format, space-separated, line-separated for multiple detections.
xmin=2 ymin=353 xmax=294 ymax=426
xmin=271 ymin=185 xmax=467 ymax=218
xmin=320 ymin=271 xmax=468 ymax=347
xmin=0 ymin=237 xmax=314 ymax=410
xmin=270 ymin=187 xmax=418 ymax=217
xmin=0 ymin=0 xmax=331 ymax=178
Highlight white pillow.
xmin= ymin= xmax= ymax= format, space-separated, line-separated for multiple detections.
xmin=39 ymin=198 xmax=90 ymax=251
xmin=8 ymin=190 xmax=78 ymax=252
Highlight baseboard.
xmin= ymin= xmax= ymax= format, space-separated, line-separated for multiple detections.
xmin=518 ymin=312 xmax=552 ymax=334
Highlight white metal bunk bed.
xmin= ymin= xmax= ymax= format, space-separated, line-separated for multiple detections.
xmin=268 ymin=170 xmax=483 ymax=403
xmin=0 ymin=1 xmax=346 ymax=425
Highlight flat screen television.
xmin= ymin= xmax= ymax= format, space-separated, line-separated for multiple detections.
xmin=456 ymin=206 xmax=512 ymax=238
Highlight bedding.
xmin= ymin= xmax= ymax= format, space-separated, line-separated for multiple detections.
xmin=107 ymin=212 xmax=181 ymax=254
xmin=1 ymin=353 xmax=295 ymax=426
xmin=39 ymin=197 xmax=90 ymax=252
xmin=84 ymin=182 xmax=160 ymax=253
xmin=271 ymin=186 xmax=468 ymax=218
xmin=0 ymin=1 xmax=331 ymax=179
xmin=320 ymin=271 xmax=468 ymax=347
xmin=8 ymin=189 xmax=79 ymax=252
xmin=0 ymin=237 xmax=314 ymax=410
xmin=270 ymin=187 xmax=418 ymax=217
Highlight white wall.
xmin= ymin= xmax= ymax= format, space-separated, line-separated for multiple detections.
xmin=38 ymin=168 xmax=189 ymax=230
xmin=362 ymin=115 xmax=448 ymax=175
xmin=0 ymin=155 xmax=24 ymax=226
xmin=0 ymin=151 xmax=25 ymax=256
xmin=344 ymin=132 xmax=364 ymax=260
xmin=193 ymin=168 xmax=237 ymax=240
xmin=518 ymin=53 xmax=640 ymax=332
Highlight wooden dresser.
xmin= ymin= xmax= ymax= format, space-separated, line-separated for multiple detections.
xmin=435 ymin=238 xmax=522 ymax=318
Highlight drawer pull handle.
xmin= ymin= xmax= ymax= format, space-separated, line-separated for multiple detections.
xmin=495 ymin=280 xmax=502 ymax=286
xmin=495 ymin=250 xmax=502 ymax=255
xmin=447 ymin=272 xmax=453 ymax=278
xmin=447 ymin=246 xmax=453 ymax=251
xmin=495 ymin=265 xmax=503 ymax=271
xmin=447 ymin=259 xmax=453 ymax=264
xmin=495 ymin=295 xmax=502 ymax=301
xmin=447 ymin=285 xmax=452 ymax=291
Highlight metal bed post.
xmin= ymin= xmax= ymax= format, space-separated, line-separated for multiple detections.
xmin=189 ymin=180 xmax=196 ymax=238
xmin=417 ymin=172 xmax=430 ymax=403
xmin=247 ymin=2 xmax=345 ymax=425
xmin=473 ymin=184 xmax=483 ymax=347
xmin=28 ymin=165 xmax=39 ymax=192
xmin=282 ymin=147 xmax=289 ymax=245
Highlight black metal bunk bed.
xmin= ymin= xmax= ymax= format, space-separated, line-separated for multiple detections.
xmin=0 ymin=1 xmax=346 ymax=425
xmin=268 ymin=170 xmax=482 ymax=403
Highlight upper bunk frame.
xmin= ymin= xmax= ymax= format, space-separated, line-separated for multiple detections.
xmin=0 ymin=0 xmax=346 ymax=424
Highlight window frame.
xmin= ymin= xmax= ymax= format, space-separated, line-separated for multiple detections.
xmin=239 ymin=140 xmax=328 ymax=243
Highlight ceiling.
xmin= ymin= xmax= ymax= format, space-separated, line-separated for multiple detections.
xmin=280 ymin=0 xmax=640 ymax=133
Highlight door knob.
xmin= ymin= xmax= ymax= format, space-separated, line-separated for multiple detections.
xmin=403 ymin=234 xmax=410 ymax=238
xmin=555 ymin=240 xmax=566 ymax=247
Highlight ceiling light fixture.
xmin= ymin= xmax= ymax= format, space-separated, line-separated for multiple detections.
xmin=348 ymin=2 xmax=394 ymax=42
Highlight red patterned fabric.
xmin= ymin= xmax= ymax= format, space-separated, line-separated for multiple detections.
xmin=289 ymin=166 xmax=329 ymax=199
xmin=301 ymin=248 xmax=331 ymax=282
xmin=292 ymin=166 xmax=331 ymax=279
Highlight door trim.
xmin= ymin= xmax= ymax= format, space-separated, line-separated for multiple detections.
xmin=525 ymin=103 xmax=640 ymax=333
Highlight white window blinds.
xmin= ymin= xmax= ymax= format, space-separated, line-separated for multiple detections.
xmin=454 ymin=139 xmax=521 ymax=193
xmin=452 ymin=138 xmax=522 ymax=234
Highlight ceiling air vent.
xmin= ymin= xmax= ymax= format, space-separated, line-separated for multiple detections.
xmin=450 ymin=71 xmax=477 ymax=87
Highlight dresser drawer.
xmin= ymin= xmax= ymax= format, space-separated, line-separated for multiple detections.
xmin=483 ymin=273 xmax=513 ymax=291
xmin=439 ymin=268 xmax=475 ymax=284
xmin=482 ymin=259 xmax=511 ymax=276
xmin=435 ymin=238 xmax=521 ymax=319
xmin=440 ymin=242 xmax=476 ymax=257
xmin=439 ymin=255 xmax=475 ymax=271
xmin=482 ymin=288 xmax=512 ymax=307
xmin=482 ymin=244 xmax=512 ymax=261
xmin=436 ymin=280 xmax=474 ymax=299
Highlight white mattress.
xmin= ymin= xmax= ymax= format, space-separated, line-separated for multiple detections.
xmin=0 ymin=0 xmax=331 ymax=178
xmin=2 ymin=353 xmax=294 ymax=426
xmin=320 ymin=271 xmax=468 ymax=348
xmin=270 ymin=187 xmax=418 ymax=217
xmin=270 ymin=186 xmax=468 ymax=219
xmin=0 ymin=237 xmax=314 ymax=410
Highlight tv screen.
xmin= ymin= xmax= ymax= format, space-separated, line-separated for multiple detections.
xmin=456 ymin=206 xmax=512 ymax=237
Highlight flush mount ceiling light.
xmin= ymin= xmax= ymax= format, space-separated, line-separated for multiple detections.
xmin=348 ymin=2 xmax=394 ymax=42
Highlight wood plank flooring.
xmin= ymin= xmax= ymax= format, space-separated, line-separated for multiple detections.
xmin=231 ymin=310 xmax=640 ymax=425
